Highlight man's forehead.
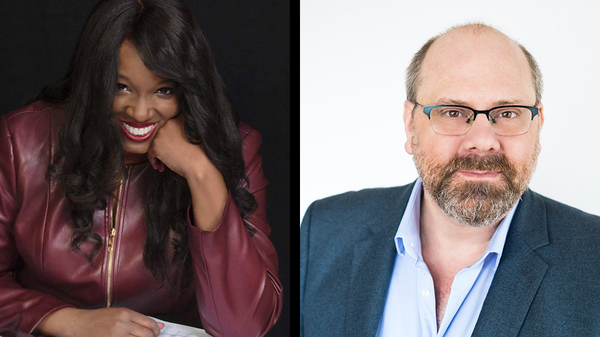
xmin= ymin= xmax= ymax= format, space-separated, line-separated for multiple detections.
xmin=425 ymin=29 xmax=523 ymax=68
xmin=418 ymin=27 xmax=535 ymax=105
xmin=433 ymin=25 xmax=514 ymax=49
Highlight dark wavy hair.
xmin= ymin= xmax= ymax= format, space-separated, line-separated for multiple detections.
xmin=39 ymin=0 xmax=257 ymax=285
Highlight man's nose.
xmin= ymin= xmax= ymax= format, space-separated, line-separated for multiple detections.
xmin=462 ymin=113 xmax=500 ymax=153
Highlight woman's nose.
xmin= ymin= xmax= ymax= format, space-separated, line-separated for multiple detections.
xmin=127 ymin=97 xmax=154 ymax=121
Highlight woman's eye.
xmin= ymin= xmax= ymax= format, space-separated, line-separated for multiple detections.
xmin=116 ymin=83 xmax=128 ymax=92
xmin=156 ymin=87 xmax=175 ymax=95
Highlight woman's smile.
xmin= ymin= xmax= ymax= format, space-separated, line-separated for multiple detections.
xmin=119 ymin=120 xmax=158 ymax=142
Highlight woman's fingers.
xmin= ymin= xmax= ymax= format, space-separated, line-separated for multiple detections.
xmin=129 ymin=313 xmax=164 ymax=336
xmin=147 ymin=151 xmax=162 ymax=172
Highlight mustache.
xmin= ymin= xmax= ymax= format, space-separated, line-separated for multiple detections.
xmin=439 ymin=153 xmax=517 ymax=182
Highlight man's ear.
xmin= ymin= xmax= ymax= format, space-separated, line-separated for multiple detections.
xmin=536 ymin=101 xmax=544 ymax=155
xmin=537 ymin=101 xmax=544 ymax=128
xmin=404 ymin=100 xmax=415 ymax=155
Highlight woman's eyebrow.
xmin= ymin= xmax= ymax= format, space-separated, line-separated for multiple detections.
xmin=117 ymin=74 xmax=174 ymax=86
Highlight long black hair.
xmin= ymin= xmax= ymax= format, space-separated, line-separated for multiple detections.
xmin=41 ymin=0 xmax=257 ymax=285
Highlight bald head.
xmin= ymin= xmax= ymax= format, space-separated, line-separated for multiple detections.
xmin=406 ymin=23 xmax=542 ymax=106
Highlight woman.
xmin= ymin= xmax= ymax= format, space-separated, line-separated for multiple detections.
xmin=0 ymin=0 xmax=282 ymax=336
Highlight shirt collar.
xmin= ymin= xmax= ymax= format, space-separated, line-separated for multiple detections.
xmin=486 ymin=197 xmax=518 ymax=269
xmin=395 ymin=178 xmax=423 ymax=260
xmin=395 ymin=177 xmax=519 ymax=269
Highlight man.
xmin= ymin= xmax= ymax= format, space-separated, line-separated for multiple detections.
xmin=300 ymin=23 xmax=600 ymax=336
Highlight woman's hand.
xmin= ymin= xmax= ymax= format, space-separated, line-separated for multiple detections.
xmin=36 ymin=307 xmax=164 ymax=337
xmin=147 ymin=114 xmax=228 ymax=231
xmin=147 ymin=114 xmax=218 ymax=181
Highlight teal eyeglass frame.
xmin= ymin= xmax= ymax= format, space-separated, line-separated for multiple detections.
xmin=416 ymin=103 xmax=539 ymax=121
xmin=414 ymin=102 xmax=540 ymax=136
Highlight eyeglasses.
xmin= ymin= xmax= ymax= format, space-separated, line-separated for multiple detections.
xmin=415 ymin=103 xmax=539 ymax=136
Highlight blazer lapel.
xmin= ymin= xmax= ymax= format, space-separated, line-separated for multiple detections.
xmin=472 ymin=189 xmax=550 ymax=336
xmin=344 ymin=183 xmax=414 ymax=336
xmin=344 ymin=230 xmax=397 ymax=336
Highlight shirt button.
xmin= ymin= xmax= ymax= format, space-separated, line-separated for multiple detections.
xmin=410 ymin=243 xmax=415 ymax=247
xmin=421 ymin=288 xmax=430 ymax=297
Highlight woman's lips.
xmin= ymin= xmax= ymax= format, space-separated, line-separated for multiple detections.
xmin=121 ymin=120 xmax=156 ymax=128
xmin=119 ymin=121 xmax=158 ymax=142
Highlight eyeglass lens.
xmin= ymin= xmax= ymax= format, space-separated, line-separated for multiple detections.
xmin=429 ymin=106 xmax=533 ymax=136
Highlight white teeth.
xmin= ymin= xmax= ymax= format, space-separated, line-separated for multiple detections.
xmin=122 ymin=122 xmax=155 ymax=137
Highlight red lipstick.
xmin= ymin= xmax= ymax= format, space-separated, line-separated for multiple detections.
xmin=121 ymin=120 xmax=157 ymax=128
xmin=119 ymin=121 xmax=158 ymax=142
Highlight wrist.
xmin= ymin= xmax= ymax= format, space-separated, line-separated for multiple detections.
xmin=180 ymin=146 xmax=211 ymax=181
xmin=184 ymin=158 xmax=222 ymax=186
xmin=186 ymin=163 xmax=228 ymax=232
xmin=36 ymin=307 xmax=79 ymax=337
xmin=183 ymin=166 xmax=205 ymax=184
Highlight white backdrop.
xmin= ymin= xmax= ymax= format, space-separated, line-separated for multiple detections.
xmin=301 ymin=0 xmax=600 ymax=223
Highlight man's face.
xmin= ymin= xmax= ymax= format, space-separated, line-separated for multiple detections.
xmin=403 ymin=28 xmax=544 ymax=227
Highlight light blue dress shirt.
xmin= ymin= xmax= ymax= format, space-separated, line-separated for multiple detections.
xmin=375 ymin=178 xmax=518 ymax=337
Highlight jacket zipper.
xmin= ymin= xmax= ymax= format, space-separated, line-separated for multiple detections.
xmin=106 ymin=176 xmax=124 ymax=308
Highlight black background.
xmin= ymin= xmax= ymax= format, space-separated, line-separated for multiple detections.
xmin=0 ymin=1 xmax=289 ymax=336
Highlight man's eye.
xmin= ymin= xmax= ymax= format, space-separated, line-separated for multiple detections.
xmin=444 ymin=110 xmax=463 ymax=118
xmin=499 ymin=111 xmax=518 ymax=119
xmin=157 ymin=87 xmax=174 ymax=95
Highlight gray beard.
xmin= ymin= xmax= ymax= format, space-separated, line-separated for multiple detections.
xmin=430 ymin=176 xmax=521 ymax=227
xmin=412 ymin=139 xmax=538 ymax=228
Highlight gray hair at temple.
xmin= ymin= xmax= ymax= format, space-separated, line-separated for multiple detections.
xmin=405 ymin=23 xmax=543 ymax=106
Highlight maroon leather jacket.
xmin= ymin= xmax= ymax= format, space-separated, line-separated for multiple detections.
xmin=0 ymin=101 xmax=282 ymax=337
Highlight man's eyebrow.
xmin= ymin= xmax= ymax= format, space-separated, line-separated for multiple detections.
xmin=435 ymin=98 xmax=469 ymax=105
xmin=434 ymin=98 xmax=526 ymax=106
xmin=493 ymin=99 xmax=525 ymax=105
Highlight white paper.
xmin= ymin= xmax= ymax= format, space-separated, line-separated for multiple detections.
xmin=150 ymin=317 xmax=213 ymax=337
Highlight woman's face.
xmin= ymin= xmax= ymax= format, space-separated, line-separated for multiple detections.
xmin=112 ymin=40 xmax=179 ymax=165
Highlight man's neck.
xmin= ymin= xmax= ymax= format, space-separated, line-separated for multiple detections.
xmin=419 ymin=188 xmax=505 ymax=330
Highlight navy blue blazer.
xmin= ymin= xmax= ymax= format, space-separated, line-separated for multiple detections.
xmin=300 ymin=181 xmax=600 ymax=336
